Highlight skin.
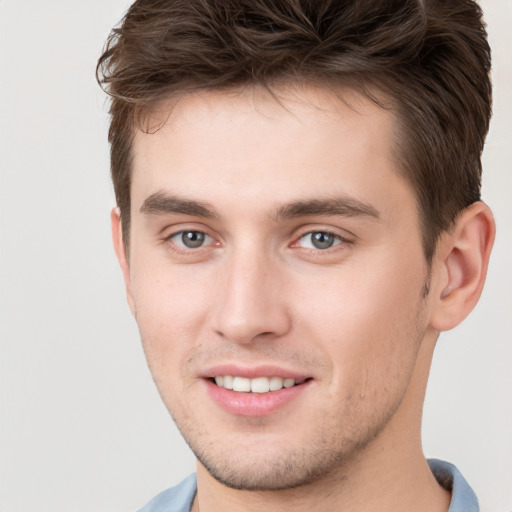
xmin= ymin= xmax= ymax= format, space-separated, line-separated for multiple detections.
xmin=112 ymin=85 xmax=495 ymax=512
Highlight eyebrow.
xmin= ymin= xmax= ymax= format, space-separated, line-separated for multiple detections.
xmin=272 ymin=197 xmax=380 ymax=221
xmin=139 ymin=191 xmax=380 ymax=222
xmin=140 ymin=192 xmax=217 ymax=218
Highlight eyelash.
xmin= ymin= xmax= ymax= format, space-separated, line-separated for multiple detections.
xmin=162 ymin=228 xmax=352 ymax=256
xmin=292 ymin=229 xmax=351 ymax=252
xmin=163 ymin=229 xmax=217 ymax=254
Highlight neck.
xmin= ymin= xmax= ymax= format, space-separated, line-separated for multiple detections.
xmin=192 ymin=442 xmax=449 ymax=512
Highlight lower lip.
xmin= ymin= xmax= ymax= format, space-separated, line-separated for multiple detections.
xmin=204 ymin=379 xmax=311 ymax=417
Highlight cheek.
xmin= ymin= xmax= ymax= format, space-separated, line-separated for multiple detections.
xmin=129 ymin=265 xmax=212 ymax=374
xmin=292 ymin=257 xmax=427 ymax=387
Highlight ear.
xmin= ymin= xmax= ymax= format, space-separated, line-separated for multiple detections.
xmin=111 ymin=208 xmax=136 ymax=316
xmin=430 ymin=201 xmax=495 ymax=331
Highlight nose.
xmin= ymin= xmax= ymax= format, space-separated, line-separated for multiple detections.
xmin=212 ymin=251 xmax=291 ymax=344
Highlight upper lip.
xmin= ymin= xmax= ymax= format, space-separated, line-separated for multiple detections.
xmin=201 ymin=364 xmax=311 ymax=380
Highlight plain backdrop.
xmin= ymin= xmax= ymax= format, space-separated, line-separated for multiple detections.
xmin=0 ymin=1 xmax=510 ymax=511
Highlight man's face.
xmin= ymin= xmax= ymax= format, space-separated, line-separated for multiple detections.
xmin=122 ymin=85 xmax=437 ymax=490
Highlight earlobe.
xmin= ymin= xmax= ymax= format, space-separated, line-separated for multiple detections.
xmin=430 ymin=201 xmax=495 ymax=332
xmin=111 ymin=208 xmax=136 ymax=316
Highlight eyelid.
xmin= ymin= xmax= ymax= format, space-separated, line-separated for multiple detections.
xmin=291 ymin=225 xmax=353 ymax=243
xmin=289 ymin=226 xmax=355 ymax=257
xmin=169 ymin=230 xmax=213 ymax=248
xmin=162 ymin=225 xmax=221 ymax=254
xmin=296 ymin=231 xmax=343 ymax=249
xmin=301 ymin=231 xmax=342 ymax=244
xmin=161 ymin=222 xmax=215 ymax=240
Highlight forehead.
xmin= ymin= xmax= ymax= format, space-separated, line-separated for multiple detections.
xmin=129 ymin=84 xmax=413 ymax=219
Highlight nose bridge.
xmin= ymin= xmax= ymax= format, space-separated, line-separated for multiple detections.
xmin=213 ymin=244 xmax=289 ymax=343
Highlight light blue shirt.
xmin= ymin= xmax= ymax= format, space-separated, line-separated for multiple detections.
xmin=137 ymin=459 xmax=478 ymax=512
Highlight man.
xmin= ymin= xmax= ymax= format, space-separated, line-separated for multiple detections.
xmin=97 ymin=1 xmax=495 ymax=511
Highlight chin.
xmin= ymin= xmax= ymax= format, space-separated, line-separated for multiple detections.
xmin=186 ymin=432 xmax=359 ymax=491
xmin=198 ymin=454 xmax=342 ymax=490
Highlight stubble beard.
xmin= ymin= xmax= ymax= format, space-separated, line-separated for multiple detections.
xmin=170 ymin=370 xmax=416 ymax=492
xmin=190 ymin=428 xmax=366 ymax=491
xmin=172 ymin=371 xmax=424 ymax=490
xmin=160 ymin=279 xmax=431 ymax=492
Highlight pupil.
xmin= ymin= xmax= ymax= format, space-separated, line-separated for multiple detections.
xmin=312 ymin=232 xmax=334 ymax=249
xmin=182 ymin=231 xmax=205 ymax=248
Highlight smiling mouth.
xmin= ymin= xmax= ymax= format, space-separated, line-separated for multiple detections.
xmin=211 ymin=376 xmax=311 ymax=393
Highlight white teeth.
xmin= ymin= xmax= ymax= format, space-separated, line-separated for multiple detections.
xmin=283 ymin=378 xmax=295 ymax=388
xmin=213 ymin=375 xmax=302 ymax=393
xmin=223 ymin=375 xmax=233 ymax=390
xmin=232 ymin=376 xmax=251 ymax=392
xmin=251 ymin=377 xmax=270 ymax=394
xmin=269 ymin=376 xmax=284 ymax=391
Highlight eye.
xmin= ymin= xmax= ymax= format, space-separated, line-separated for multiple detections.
xmin=296 ymin=231 xmax=343 ymax=250
xmin=170 ymin=230 xmax=213 ymax=249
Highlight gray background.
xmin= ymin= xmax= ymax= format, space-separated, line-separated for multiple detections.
xmin=0 ymin=1 xmax=510 ymax=511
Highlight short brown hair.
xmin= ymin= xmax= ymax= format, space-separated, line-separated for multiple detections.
xmin=97 ymin=0 xmax=492 ymax=261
